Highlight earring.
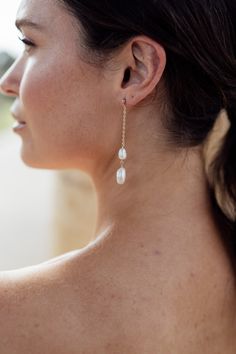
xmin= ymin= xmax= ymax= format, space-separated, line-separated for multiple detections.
xmin=116 ymin=98 xmax=127 ymax=185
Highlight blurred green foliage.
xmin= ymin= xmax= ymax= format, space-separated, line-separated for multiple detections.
xmin=0 ymin=96 xmax=14 ymax=131
xmin=0 ymin=52 xmax=16 ymax=132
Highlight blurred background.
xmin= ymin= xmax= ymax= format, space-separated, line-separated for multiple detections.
xmin=0 ymin=0 xmax=97 ymax=270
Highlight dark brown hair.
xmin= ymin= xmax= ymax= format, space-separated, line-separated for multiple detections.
xmin=58 ymin=0 xmax=236 ymax=252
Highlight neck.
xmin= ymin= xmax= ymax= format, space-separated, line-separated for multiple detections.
xmin=88 ymin=140 xmax=235 ymax=278
xmin=92 ymin=144 xmax=218 ymax=246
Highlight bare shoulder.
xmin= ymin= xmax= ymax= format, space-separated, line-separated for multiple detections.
xmin=0 ymin=250 xmax=88 ymax=353
xmin=0 ymin=249 xmax=142 ymax=353
xmin=0 ymin=249 xmax=133 ymax=354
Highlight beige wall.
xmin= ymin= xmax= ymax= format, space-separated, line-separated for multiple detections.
xmin=52 ymin=170 xmax=97 ymax=255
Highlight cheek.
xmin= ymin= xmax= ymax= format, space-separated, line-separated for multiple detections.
xmin=19 ymin=59 xmax=109 ymax=168
xmin=21 ymin=59 xmax=66 ymax=115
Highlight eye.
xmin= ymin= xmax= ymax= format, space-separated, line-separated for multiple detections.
xmin=18 ymin=36 xmax=35 ymax=52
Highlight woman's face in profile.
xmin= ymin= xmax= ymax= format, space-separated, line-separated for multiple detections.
xmin=0 ymin=0 xmax=119 ymax=171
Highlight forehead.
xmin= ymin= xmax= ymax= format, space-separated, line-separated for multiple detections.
xmin=16 ymin=0 xmax=72 ymax=32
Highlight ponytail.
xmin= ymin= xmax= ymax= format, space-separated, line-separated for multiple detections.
xmin=207 ymin=103 xmax=236 ymax=227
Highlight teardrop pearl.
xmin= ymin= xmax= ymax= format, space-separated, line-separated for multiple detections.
xmin=116 ymin=167 xmax=126 ymax=184
xmin=118 ymin=147 xmax=127 ymax=160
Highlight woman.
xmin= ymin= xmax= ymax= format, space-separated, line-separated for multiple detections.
xmin=0 ymin=0 xmax=235 ymax=352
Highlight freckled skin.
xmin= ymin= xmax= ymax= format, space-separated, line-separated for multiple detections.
xmin=0 ymin=0 xmax=236 ymax=353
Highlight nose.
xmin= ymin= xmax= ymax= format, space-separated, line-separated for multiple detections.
xmin=0 ymin=59 xmax=21 ymax=97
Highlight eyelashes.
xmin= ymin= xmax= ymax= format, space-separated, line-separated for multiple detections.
xmin=18 ymin=36 xmax=35 ymax=50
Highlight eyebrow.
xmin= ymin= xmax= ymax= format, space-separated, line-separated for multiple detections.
xmin=15 ymin=18 xmax=45 ymax=31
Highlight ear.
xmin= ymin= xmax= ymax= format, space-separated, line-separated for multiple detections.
xmin=115 ymin=36 xmax=166 ymax=107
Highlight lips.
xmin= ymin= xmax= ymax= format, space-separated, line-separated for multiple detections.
xmin=12 ymin=121 xmax=26 ymax=129
xmin=11 ymin=110 xmax=26 ymax=124
xmin=10 ymin=111 xmax=27 ymax=132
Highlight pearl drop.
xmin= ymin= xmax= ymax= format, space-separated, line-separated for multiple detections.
xmin=116 ymin=167 xmax=126 ymax=184
xmin=118 ymin=147 xmax=127 ymax=160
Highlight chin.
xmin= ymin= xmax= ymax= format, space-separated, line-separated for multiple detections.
xmin=20 ymin=150 xmax=60 ymax=170
xmin=20 ymin=151 xmax=82 ymax=170
xmin=19 ymin=144 xmax=94 ymax=172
